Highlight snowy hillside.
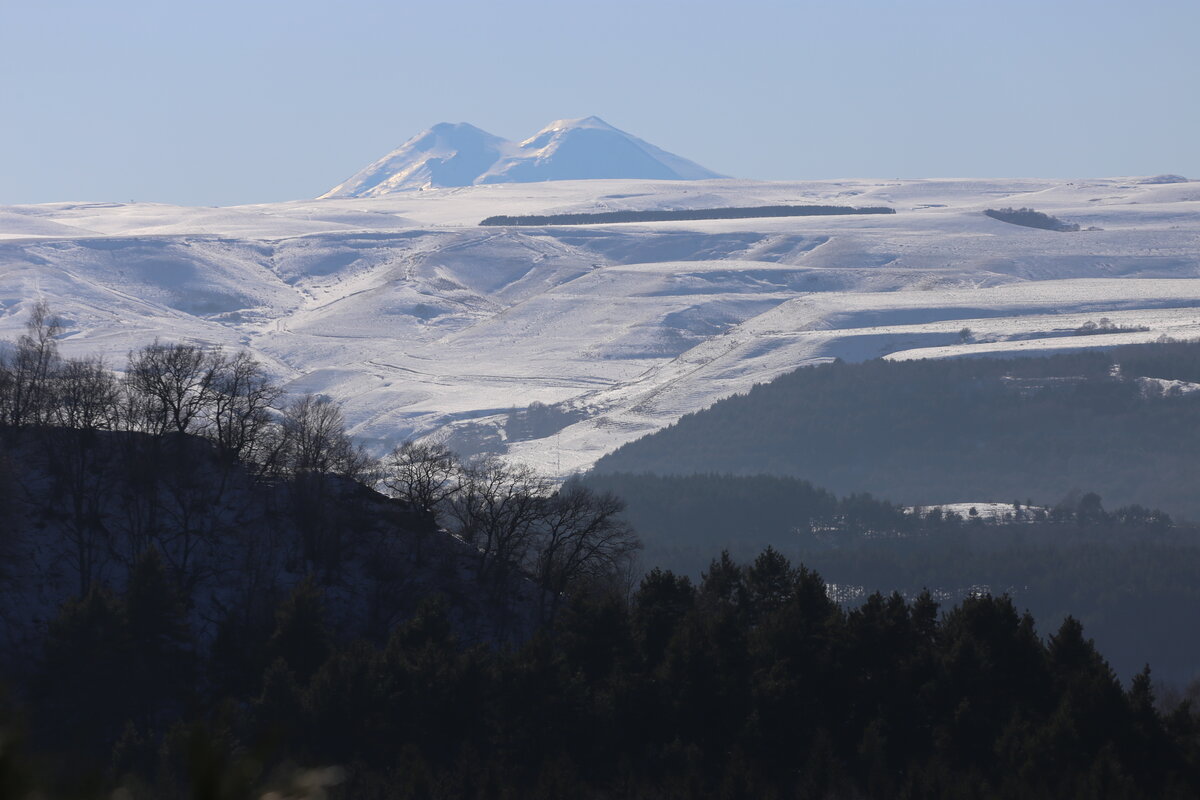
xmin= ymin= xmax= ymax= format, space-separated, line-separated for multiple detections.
xmin=1 ymin=175 xmax=1198 ymax=475
xmin=320 ymin=116 xmax=723 ymax=196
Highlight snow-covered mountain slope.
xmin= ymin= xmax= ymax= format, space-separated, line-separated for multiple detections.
xmin=321 ymin=122 xmax=514 ymax=196
xmin=477 ymin=116 xmax=724 ymax=185
xmin=1 ymin=176 xmax=1198 ymax=476
xmin=320 ymin=117 xmax=723 ymax=197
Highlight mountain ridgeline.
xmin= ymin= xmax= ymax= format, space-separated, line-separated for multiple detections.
xmin=321 ymin=116 xmax=724 ymax=197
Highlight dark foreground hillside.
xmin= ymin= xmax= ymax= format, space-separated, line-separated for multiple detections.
xmin=592 ymin=340 xmax=1200 ymax=520
xmin=4 ymin=307 xmax=1200 ymax=798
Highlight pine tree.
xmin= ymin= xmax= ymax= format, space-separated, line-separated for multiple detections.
xmin=122 ymin=548 xmax=194 ymax=731
xmin=266 ymin=577 xmax=332 ymax=684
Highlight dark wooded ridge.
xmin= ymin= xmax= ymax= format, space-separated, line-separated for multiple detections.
xmin=593 ymin=340 xmax=1200 ymax=520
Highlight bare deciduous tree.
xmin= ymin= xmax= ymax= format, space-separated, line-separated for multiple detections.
xmin=446 ymin=457 xmax=549 ymax=587
xmin=6 ymin=301 xmax=63 ymax=427
xmin=532 ymin=483 xmax=641 ymax=623
xmin=280 ymin=394 xmax=372 ymax=479
xmin=380 ymin=440 xmax=459 ymax=514
xmin=0 ymin=350 xmax=13 ymax=430
xmin=124 ymin=340 xmax=220 ymax=436
xmin=278 ymin=394 xmax=375 ymax=580
xmin=42 ymin=359 xmax=123 ymax=595
xmin=423 ymin=450 xmax=643 ymax=623
xmin=208 ymin=351 xmax=281 ymax=465
xmin=52 ymin=357 xmax=121 ymax=432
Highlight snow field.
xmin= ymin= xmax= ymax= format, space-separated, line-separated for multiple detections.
xmin=0 ymin=176 xmax=1196 ymax=476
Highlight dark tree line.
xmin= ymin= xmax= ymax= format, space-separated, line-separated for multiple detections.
xmin=983 ymin=207 xmax=1081 ymax=232
xmin=0 ymin=303 xmax=377 ymax=603
xmin=4 ymin=548 xmax=1200 ymax=799
xmin=480 ymin=204 xmax=896 ymax=226
xmin=0 ymin=302 xmax=366 ymax=479
xmin=1074 ymin=317 xmax=1150 ymax=336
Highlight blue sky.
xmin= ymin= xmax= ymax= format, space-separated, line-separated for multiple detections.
xmin=1 ymin=0 xmax=1197 ymax=205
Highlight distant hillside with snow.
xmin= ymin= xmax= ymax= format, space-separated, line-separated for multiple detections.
xmin=321 ymin=116 xmax=724 ymax=196
xmin=1 ymin=175 xmax=1198 ymax=476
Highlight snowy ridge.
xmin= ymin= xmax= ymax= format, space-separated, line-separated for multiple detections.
xmin=320 ymin=117 xmax=723 ymax=197
xmin=477 ymin=116 xmax=723 ymax=185
xmin=1 ymin=175 xmax=1198 ymax=476
xmin=321 ymin=122 xmax=514 ymax=197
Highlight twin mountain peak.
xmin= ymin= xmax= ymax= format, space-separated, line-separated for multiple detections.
xmin=320 ymin=116 xmax=725 ymax=198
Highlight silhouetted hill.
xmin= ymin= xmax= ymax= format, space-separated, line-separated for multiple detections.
xmin=0 ymin=426 xmax=510 ymax=658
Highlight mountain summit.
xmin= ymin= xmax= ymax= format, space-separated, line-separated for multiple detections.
xmin=320 ymin=116 xmax=724 ymax=197
xmin=320 ymin=122 xmax=511 ymax=198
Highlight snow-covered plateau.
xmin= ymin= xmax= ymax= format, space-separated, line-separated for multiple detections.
xmin=1 ymin=174 xmax=1198 ymax=475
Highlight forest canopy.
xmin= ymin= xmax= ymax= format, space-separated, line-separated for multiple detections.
xmin=592 ymin=340 xmax=1200 ymax=520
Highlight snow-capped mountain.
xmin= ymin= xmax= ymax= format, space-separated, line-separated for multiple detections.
xmin=477 ymin=116 xmax=724 ymax=185
xmin=321 ymin=122 xmax=512 ymax=197
xmin=320 ymin=116 xmax=723 ymax=197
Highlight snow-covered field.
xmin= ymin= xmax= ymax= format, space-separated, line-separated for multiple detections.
xmin=0 ymin=176 xmax=1197 ymax=475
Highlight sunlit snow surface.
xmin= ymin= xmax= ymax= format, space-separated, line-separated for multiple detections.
xmin=1 ymin=177 xmax=1198 ymax=475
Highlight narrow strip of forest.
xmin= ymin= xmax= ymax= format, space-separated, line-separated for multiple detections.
xmin=479 ymin=204 xmax=896 ymax=226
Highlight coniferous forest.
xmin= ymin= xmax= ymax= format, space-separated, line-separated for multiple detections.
xmin=581 ymin=472 xmax=1200 ymax=686
xmin=3 ymin=305 xmax=1200 ymax=798
xmin=982 ymin=207 xmax=1082 ymax=232
xmin=593 ymin=341 xmax=1200 ymax=519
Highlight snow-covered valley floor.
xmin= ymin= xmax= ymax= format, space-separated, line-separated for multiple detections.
xmin=1 ymin=176 xmax=1197 ymax=475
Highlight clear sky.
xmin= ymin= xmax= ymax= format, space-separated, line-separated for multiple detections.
xmin=2 ymin=0 xmax=1197 ymax=206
